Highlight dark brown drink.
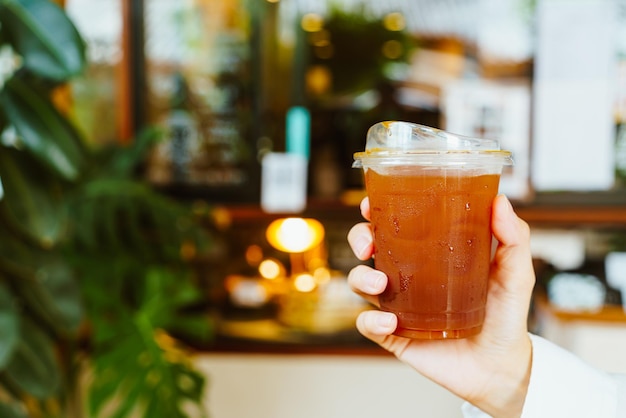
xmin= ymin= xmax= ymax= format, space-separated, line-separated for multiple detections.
xmin=365 ymin=168 xmax=500 ymax=339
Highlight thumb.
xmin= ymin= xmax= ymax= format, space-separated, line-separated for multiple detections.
xmin=489 ymin=195 xmax=535 ymax=315
xmin=492 ymin=194 xmax=531 ymax=250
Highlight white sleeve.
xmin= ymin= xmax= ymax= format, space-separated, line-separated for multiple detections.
xmin=461 ymin=333 xmax=626 ymax=418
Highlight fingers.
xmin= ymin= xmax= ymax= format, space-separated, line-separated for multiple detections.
xmin=347 ymin=222 xmax=374 ymax=260
xmin=356 ymin=310 xmax=397 ymax=339
xmin=350 ymin=197 xmax=398 ymax=341
xmin=347 ymin=264 xmax=387 ymax=306
xmin=360 ymin=196 xmax=371 ymax=220
xmin=347 ymin=264 xmax=386 ymax=294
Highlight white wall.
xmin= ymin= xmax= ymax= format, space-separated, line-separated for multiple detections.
xmin=195 ymin=353 xmax=464 ymax=418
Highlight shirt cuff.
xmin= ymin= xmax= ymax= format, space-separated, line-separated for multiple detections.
xmin=461 ymin=333 xmax=621 ymax=418
xmin=521 ymin=333 xmax=618 ymax=417
xmin=461 ymin=402 xmax=492 ymax=417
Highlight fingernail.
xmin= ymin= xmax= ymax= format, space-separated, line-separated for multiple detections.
xmin=354 ymin=235 xmax=372 ymax=259
xmin=376 ymin=312 xmax=395 ymax=329
xmin=364 ymin=270 xmax=384 ymax=293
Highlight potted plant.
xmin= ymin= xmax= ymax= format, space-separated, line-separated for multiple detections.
xmin=0 ymin=1 xmax=214 ymax=417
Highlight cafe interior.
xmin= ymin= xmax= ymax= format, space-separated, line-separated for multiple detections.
xmin=1 ymin=0 xmax=626 ymax=417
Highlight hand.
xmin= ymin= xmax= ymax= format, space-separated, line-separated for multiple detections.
xmin=347 ymin=194 xmax=535 ymax=418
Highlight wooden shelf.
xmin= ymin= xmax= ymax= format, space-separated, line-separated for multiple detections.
xmin=515 ymin=205 xmax=626 ymax=228
xmin=221 ymin=199 xmax=363 ymax=226
xmin=222 ymin=200 xmax=626 ymax=228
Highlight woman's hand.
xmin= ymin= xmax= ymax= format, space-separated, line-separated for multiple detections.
xmin=346 ymin=194 xmax=535 ymax=418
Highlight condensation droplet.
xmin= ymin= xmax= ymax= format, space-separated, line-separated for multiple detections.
xmin=449 ymin=246 xmax=454 ymax=252
xmin=465 ymin=202 xmax=471 ymax=211
xmin=399 ymin=272 xmax=411 ymax=292
xmin=392 ymin=216 xmax=400 ymax=234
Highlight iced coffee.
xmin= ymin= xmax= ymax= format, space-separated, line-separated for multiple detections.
xmin=353 ymin=121 xmax=512 ymax=339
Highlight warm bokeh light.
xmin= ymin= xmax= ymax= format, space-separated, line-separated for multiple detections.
xmin=180 ymin=240 xmax=196 ymax=261
xmin=259 ymin=258 xmax=283 ymax=280
xmin=294 ymin=273 xmax=316 ymax=292
xmin=383 ymin=12 xmax=405 ymax=32
xmin=265 ymin=218 xmax=325 ymax=253
xmin=312 ymin=266 xmax=331 ymax=286
xmin=306 ymin=65 xmax=332 ymax=96
xmin=307 ymin=29 xmax=330 ymax=46
xmin=382 ymin=40 xmax=403 ymax=59
xmin=224 ymin=275 xmax=269 ymax=308
xmin=245 ymin=244 xmax=264 ymax=266
xmin=209 ymin=206 xmax=232 ymax=230
xmin=301 ymin=13 xmax=324 ymax=32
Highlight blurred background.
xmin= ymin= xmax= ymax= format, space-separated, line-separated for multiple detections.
xmin=1 ymin=0 xmax=626 ymax=417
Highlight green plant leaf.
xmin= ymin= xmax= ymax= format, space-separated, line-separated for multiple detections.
xmin=0 ymin=0 xmax=86 ymax=80
xmin=0 ymin=282 xmax=20 ymax=369
xmin=0 ymin=401 xmax=29 ymax=418
xmin=88 ymin=322 xmax=207 ymax=418
xmin=4 ymin=318 xmax=60 ymax=399
xmin=0 ymin=226 xmax=81 ymax=337
xmin=66 ymin=177 xmax=194 ymax=262
xmin=17 ymin=257 xmax=83 ymax=334
xmin=84 ymin=265 xmax=209 ymax=418
xmin=0 ymin=147 xmax=66 ymax=246
xmin=104 ymin=126 xmax=164 ymax=178
xmin=0 ymin=107 xmax=7 ymax=133
xmin=168 ymin=314 xmax=214 ymax=346
xmin=0 ymin=75 xmax=84 ymax=181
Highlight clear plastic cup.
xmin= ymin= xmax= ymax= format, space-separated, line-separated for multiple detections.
xmin=353 ymin=121 xmax=513 ymax=339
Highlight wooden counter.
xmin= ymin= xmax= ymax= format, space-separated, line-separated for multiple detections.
xmin=534 ymin=293 xmax=626 ymax=324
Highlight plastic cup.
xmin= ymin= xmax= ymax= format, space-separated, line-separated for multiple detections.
xmin=353 ymin=121 xmax=513 ymax=339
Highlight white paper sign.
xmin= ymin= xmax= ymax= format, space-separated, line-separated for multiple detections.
xmin=261 ymin=152 xmax=308 ymax=214
xmin=532 ymin=0 xmax=617 ymax=191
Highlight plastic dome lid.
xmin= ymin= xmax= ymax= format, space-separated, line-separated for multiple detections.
xmin=353 ymin=121 xmax=513 ymax=168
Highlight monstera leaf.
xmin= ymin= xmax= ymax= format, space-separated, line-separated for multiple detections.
xmin=0 ymin=76 xmax=84 ymax=181
xmin=86 ymin=268 xmax=208 ymax=418
xmin=0 ymin=401 xmax=29 ymax=418
xmin=3 ymin=318 xmax=61 ymax=399
xmin=12 ymin=257 xmax=83 ymax=335
xmin=0 ymin=147 xmax=68 ymax=245
xmin=0 ymin=283 xmax=19 ymax=369
xmin=0 ymin=0 xmax=86 ymax=80
xmin=0 ymin=2 xmax=213 ymax=418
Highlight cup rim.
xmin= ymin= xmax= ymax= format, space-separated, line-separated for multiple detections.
xmin=352 ymin=149 xmax=513 ymax=168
